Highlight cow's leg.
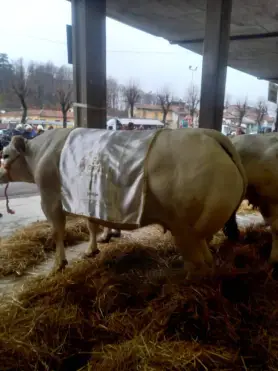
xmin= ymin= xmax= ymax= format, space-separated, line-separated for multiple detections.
xmin=97 ymin=227 xmax=113 ymax=243
xmin=85 ymin=219 xmax=100 ymax=257
xmin=270 ymin=216 xmax=278 ymax=265
xmin=111 ymin=229 xmax=121 ymax=238
xmin=41 ymin=196 xmax=67 ymax=272
xmin=223 ymin=211 xmax=240 ymax=241
xmin=173 ymin=229 xmax=213 ymax=278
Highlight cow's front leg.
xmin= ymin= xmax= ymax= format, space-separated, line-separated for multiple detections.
xmin=84 ymin=219 xmax=100 ymax=257
xmin=41 ymin=193 xmax=68 ymax=272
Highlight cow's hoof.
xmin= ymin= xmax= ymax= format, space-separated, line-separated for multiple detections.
xmin=83 ymin=249 xmax=100 ymax=259
xmin=53 ymin=259 xmax=68 ymax=274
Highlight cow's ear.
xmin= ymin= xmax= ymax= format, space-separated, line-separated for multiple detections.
xmin=11 ymin=136 xmax=26 ymax=153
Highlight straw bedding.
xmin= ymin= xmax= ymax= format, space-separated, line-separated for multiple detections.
xmin=0 ymin=200 xmax=258 ymax=278
xmin=0 ymin=216 xmax=89 ymax=277
xmin=238 ymin=200 xmax=260 ymax=215
xmin=0 ymin=223 xmax=278 ymax=371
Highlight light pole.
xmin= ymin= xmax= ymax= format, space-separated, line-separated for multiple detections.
xmin=188 ymin=66 xmax=198 ymax=127
xmin=189 ymin=65 xmax=198 ymax=86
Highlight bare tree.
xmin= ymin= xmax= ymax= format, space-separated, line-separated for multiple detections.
xmin=107 ymin=77 xmax=120 ymax=109
xmin=185 ymin=84 xmax=200 ymax=118
xmin=12 ymin=58 xmax=30 ymax=124
xmin=122 ymin=80 xmax=140 ymax=118
xmin=157 ymin=88 xmax=173 ymax=124
xmin=56 ymin=90 xmax=72 ymax=128
xmin=235 ymin=97 xmax=248 ymax=126
xmin=255 ymin=100 xmax=268 ymax=130
xmin=55 ymin=66 xmax=73 ymax=128
xmin=224 ymin=93 xmax=231 ymax=110
xmin=274 ymin=108 xmax=278 ymax=132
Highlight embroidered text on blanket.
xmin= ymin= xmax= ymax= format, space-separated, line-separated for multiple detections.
xmin=84 ymin=155 xmax=108 ymax=176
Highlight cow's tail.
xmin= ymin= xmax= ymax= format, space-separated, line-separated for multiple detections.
xmin=204 ymin=129 xmax=247 ymax=240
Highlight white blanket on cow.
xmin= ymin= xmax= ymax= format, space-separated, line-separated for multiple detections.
xmin=59 ymin=128 xmax=159 ymax=227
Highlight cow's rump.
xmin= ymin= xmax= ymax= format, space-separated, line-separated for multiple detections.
xmin=59 ymin=128 xmax=160 ymax=228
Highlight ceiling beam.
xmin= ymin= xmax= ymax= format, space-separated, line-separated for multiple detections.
xmin=257 ymin=76 xmax=278 ymax=80
xmin=170 ymin=31 xmax=278 ymax=45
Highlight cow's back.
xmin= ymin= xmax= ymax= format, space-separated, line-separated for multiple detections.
xmin=231 ymin=133 xmax=278 ymax=201
xmin=143 ymin=128 xmax=245 ymax=235
xmin=27 ymin=128 xmax=73 ymax=190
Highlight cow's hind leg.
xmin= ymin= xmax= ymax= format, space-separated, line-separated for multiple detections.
xmin=97 ymin=227 xmax=113 ymax=243
xmin=270 ymin=217 xmax=278 ymax=264
xmin=41 ymin=196 xmax=67 ymax=272
xmin=173 ymin=228 xmax=214 ymax=278
xmin=223 ymin=211 xmax=240 ymax=241
xmin=84 ymin=219 xmax=100 ymax=257
xmin=111 ymin=229 xmax=121 ymax=238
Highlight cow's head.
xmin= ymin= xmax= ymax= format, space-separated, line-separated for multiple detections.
xmin=0 ymin=136 xmax=33 ymax=184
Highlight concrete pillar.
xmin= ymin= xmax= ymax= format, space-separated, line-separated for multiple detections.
xmin=199 ymin=0 xmax=232 ymax=131
xmin=71 ymin=0 xmax=106 ymax=128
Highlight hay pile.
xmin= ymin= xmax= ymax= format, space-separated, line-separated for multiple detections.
xmin=0 ymin=217 xmax=89 ymax=277
xmin=0 ymin=224 xmax=278 ymax=371
xmin=0 ymin=202 xmax=259 ymax=278
xmin=238 ymin=200 xmax=260 ymax=215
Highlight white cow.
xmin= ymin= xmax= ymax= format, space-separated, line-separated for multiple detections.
xmin=0 ymin=128 xmax=247 ymax=276
xmin=223 ymin=133 xmax=278 ymax=267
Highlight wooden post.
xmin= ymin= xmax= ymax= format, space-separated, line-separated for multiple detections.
xmin=71 ymin=0 xmax=106 ymax=128
xmin=199 ymin=0 xmax=232 ymax=131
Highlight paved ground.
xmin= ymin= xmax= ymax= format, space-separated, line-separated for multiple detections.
xmin=0 ymin=183 xmax=38 ymax=200
xmin=0 ymin=195 xmax=44 ymax=237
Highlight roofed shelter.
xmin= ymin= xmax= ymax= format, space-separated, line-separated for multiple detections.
xmin=68 ymin=0 xmax=278 ymax=131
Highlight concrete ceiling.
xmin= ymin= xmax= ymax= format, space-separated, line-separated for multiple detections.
xmin=106 ymin=0 xmax=278 ymax=83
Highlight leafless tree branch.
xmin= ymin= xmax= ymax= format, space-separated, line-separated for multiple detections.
xmin=12 ymin=58 xmax=30 ymax=124
xmin=122 ymin=80 xmax=141 ymax=118
xmin=157 ymin=87 xmax=173 ymax=125
xmin=255 ymin=99 xmax=268 ymax=128
xmin=55 ymin=66 xmax=73 ymax=128
xmin=185 ymin=84 xmax=200 ymax=119
xmin=235 ymin=97 xmax=248 ymax=125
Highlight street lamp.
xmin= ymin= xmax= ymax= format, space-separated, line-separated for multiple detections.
xmin=189 ymin=65 xmax=198 ymax=86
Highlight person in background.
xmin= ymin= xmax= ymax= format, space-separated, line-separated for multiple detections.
xmin=127 ymin=122 xmax=134 ymax=130
xmin=36 ymin=124 xmax=45 ymax=136
xmin=23 ymin=124 xmax=36 ymax=139
xmin=236 ymin=127 xmax=245 ymax=135
xmin=48 ymin=125 xmax=54 ymax=130
xmin=14 ymin=123 xmax=24 ymax=135
xmin=116 ymin=121 xmax=123 ymax=131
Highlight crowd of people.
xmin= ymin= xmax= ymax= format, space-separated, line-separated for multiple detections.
xmin=0 ymin=123 xmax=54 ymax=151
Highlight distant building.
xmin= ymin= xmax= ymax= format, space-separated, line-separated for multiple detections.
xmin=223 ymin=105 xmax=275 ymax=133
xmin=0 ymin=109 xmax=74 ymax=128
xmin=134 ymin=103 xmax=197 ymax=129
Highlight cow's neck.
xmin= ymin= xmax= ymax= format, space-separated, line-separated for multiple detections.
xmin=21 ymin=156 xmax=35 ymax=183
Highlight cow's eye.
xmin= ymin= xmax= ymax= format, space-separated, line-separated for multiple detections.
xmin=3 ymin=154 xmax=9 ymax=159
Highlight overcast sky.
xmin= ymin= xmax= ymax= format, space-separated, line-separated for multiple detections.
xmin=0 ymin=0 xmax=276 ymax=114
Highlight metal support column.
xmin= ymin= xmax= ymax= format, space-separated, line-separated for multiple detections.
xmin=71 ymin=0 xmax=106 ymax=128
xmin=199 ymin=0 xmax=232 ymax=131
